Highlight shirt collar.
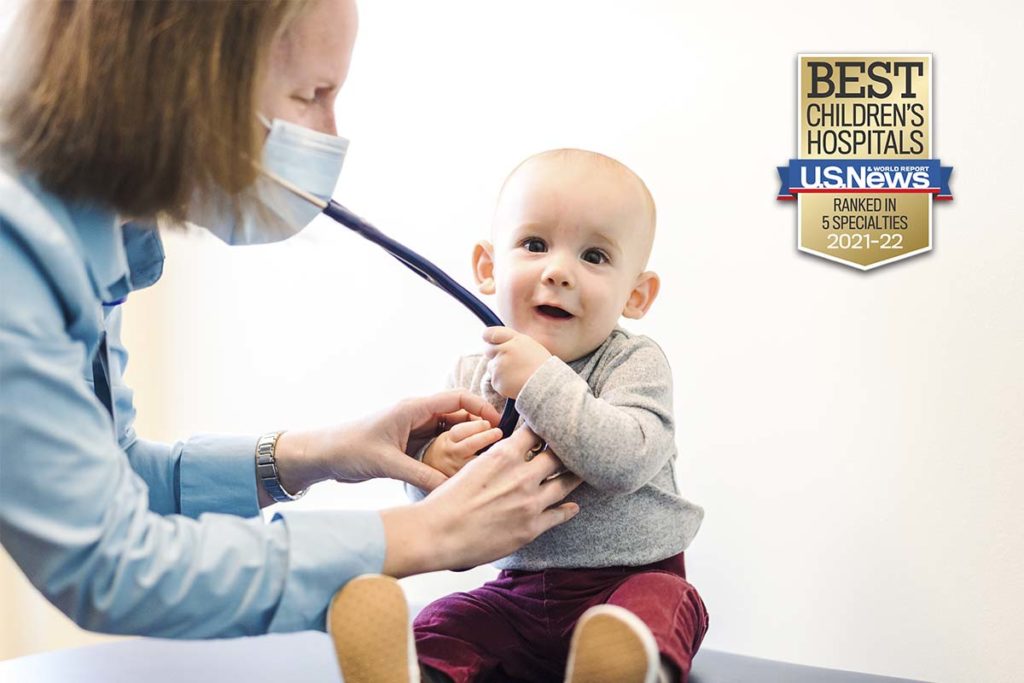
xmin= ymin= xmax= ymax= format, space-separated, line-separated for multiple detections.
xmin=64 ymin=201 xmax=131 ymax=303
xmin=15 ymin=168 xmax=161 ymax=303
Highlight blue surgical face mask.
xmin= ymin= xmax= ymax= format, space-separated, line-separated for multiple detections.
xmin=188 ymin=117 xmax=349 ymax=245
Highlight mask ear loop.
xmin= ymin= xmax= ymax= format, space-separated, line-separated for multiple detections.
xmin=262 ymin=170 xmax=521 ymax=440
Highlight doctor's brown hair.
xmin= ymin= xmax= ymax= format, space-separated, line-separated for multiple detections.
xmin=1 ymin=0 xmax=308 ymax=220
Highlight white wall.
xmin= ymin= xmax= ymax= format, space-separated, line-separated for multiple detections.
xmin=3 ymin=1 xmax=1022 ymax=681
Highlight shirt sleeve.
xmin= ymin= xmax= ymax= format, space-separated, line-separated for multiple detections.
xmin=103 ymin=306 xmax=262 ymax=518
xmin=0 ymin=225 xmax=386 ymax=637
xmin=515 ymin=338 xmax=676 ymax=494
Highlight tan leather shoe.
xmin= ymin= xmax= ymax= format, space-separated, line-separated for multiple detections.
xmin=327 ymin=574 xmax=419 ymax=683
xmin=564 ymin=605 xmax=659 ymax=683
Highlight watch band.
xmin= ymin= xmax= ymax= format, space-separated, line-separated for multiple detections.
xmin=256 ymin=431 xmax=307 ymax=503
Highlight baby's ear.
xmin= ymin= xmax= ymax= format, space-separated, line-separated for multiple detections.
xmin=472 ymin=241 xmax=496 ymax=295
xmin=622 ymin=271 xmax=660 ymax=319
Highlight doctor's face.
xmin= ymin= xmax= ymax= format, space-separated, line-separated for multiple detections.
xmin=259 ymin=0 xmax=358 ymax=135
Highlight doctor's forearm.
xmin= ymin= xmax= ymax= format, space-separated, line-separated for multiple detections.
xmin=257 ymin=430 xmax=331 ymax=508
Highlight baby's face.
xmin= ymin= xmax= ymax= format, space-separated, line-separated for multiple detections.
xmin=478 ymin=158 xmax=656 ymax=362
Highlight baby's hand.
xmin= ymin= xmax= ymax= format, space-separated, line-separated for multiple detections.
xmin=423 ymin=420 xmax=504 ymax=477
xmin=483 ymin=326 xmax=552 ymax=399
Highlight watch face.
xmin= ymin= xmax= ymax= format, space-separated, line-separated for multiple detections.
xmin=255 ymin=432 xmax=304 ymax=501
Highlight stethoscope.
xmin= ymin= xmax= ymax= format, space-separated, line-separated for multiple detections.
xmin=266 ymin=171 xmax=522 ymax=439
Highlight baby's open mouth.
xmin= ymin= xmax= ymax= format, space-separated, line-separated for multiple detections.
xmin=536 ymin=305 xmax=574 ymax=320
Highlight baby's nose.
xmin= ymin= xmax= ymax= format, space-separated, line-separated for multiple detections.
xmin=542 ymin=260 xmax=574 ymax=288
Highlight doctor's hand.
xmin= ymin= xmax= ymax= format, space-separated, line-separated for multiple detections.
xmin=269 ymin=391 xmax=501 ymax=504
xmin=379 ymin=426 xmax=583 ymax=577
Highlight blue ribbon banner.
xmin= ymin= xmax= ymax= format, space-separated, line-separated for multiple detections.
xmin=777 ymin=159 xmax=953 ymax=200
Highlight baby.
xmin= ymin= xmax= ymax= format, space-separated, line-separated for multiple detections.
xmin=336 ymin=149 xmax=707 ymax=683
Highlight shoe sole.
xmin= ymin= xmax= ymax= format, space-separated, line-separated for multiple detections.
xmin=327 ymin=574 xmax=415 ymax=683
xmin=564 ymin=605 xmax=659 ymax=683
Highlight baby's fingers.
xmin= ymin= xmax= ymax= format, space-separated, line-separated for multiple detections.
xmin=447 ymin=419 xmax=497 ymax=444
xmin=482 ymin=326 xmax=516 ymax=345
xmin=453 ymin=425 xmax=504 ymax=456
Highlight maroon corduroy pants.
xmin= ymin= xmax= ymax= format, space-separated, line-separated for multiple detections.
xmin=414 ymin=552 xmax=709 ymax=683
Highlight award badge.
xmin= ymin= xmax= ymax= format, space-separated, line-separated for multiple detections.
xmin=778 ymin=55 xmax=953 ymax=270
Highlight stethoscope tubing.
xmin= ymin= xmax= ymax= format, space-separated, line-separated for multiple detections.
xmin=322 ymin=200 xmax=520 ymax=439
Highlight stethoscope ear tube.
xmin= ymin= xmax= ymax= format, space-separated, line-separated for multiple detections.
xmin=322 ymin=200 xmax=521 ymax=439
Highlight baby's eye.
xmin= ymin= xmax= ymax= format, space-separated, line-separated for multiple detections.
xmin=522 ymin=238 xmax=547 ymax=253
xmin=582 ymin=248 xmax=609 ymax=265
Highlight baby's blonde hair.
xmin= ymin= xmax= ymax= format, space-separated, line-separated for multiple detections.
xmin=496 ymin=148 xmax=657 ymax=265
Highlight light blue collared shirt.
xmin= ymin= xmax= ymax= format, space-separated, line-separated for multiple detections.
xmin=0 ymin=156 xmax=385 ymax=637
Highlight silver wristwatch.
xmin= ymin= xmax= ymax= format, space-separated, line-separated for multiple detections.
xmin=255 ymin=431 xmax=307 ymax=503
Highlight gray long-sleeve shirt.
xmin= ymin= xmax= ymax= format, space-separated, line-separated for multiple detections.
xmin=412 ymin=327 xmax=704 ymax=570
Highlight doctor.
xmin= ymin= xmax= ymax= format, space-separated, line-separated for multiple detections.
xmin=0 ymin=0 xmax=580 ymax=636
